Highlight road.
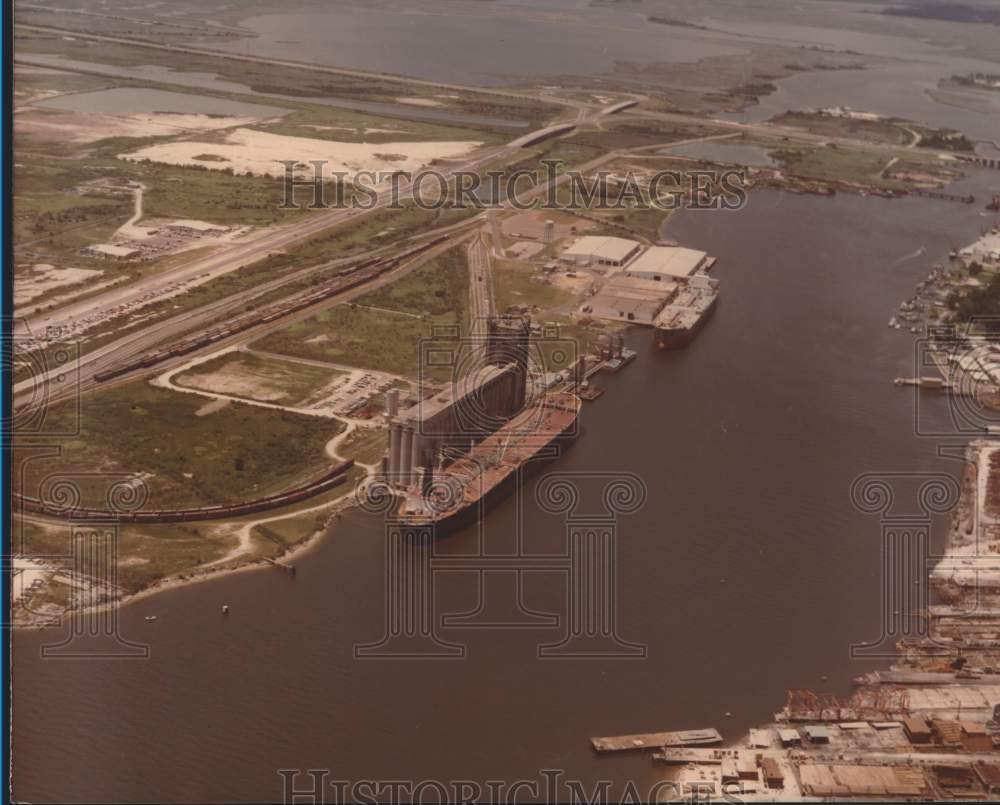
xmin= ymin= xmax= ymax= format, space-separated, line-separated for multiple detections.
xmin=20 ymin=22 xmax=960 ymax=159
xmin=16 ymin=228 xmax=476 ymax=409
xmin=467 ymin=234 xmax=496 ymax=347
xmin=14 ymin=86 xmax=627 ymax=405
xmin=15 ymin=25 xmax=962 ymax=410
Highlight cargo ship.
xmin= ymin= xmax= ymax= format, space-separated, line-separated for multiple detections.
xmin=653 ymin=274 xmax=719 ymax=350
xmin=394 ymin=392 xmax=580 ymax=534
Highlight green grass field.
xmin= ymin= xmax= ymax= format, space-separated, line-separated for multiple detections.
xmin=339 ymin=427 xmax=389 ymax=466
xmin=16 ymin=380 xmax=344 ymax=510
xmin=174 ymin=350 xmax=344 ymax=406
xmin=253 ymin=245 xmax=470 ymax=378
xmin=769 ymin=145 xmax=902 ymax=188
xmin=495 ymin=259 xmax=574 ymax=313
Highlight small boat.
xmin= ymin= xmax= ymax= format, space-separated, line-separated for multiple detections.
xmin=222 ymin=605 xmax=230 ymax=615
xmin=144 ymin=616 xmax=157 ymax=622
xmin=888 ymin=317 xmax=897 ymax=328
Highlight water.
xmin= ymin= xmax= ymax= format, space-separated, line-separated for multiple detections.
xmin=719 ymin=59 xmax=1000 ymax=144
xmin=217 ymin=6 xmax=740 ymax=86
xmin=14 ymin=174 xmax=1000 ymax=801
xmin=36 ymin=86 xmax=288 ymax=118
xmin=211 ymin=3 xmax=1000 ymax=142
xmin=704 ymin=19 xmax=1000 ymax=143
xmin=20 ymin=55 xmax=527 ymax=129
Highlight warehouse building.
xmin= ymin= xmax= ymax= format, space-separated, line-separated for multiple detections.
xmin=582 ymin=275 xmax=678 ymax=325
xmin=83 ymin=243 xmax=141 ymax=260
xmin=560 ymin=235 xmax=641 ymax=269
xmin=623 ymin=245 xmax=709 ymax=282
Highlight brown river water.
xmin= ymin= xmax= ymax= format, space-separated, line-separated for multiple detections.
xmin=13 ymin=169 xmax=1000 ymax=800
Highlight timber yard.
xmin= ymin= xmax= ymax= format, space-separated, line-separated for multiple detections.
xmin=8 ymin=0 xmax=1000 ymax=802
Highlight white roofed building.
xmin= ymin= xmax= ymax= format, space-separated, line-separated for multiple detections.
xmin=623 ymin=246 xmax=708 ymax=282
xmin=560 ymin=235 xmax=641 ymax=269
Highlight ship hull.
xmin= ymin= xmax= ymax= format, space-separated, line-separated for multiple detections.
xmin=397 ymin=416 xmax=579 ymax=539
xmin=654 ymin=294 xmax=718 ymax=349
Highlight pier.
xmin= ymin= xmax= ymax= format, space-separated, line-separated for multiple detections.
xmin=264 ymin=558 xmax=296 ymax=574
xmin=907 ymin=189 xmax=975 ymax=204
xmin=591 ymin=728 xmax=723 ymax=753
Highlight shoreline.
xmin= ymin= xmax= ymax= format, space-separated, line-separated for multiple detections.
xmin=12 ymin=491 xmax=361 ymax=631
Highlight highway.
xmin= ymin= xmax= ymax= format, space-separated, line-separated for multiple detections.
xmin=15 ymin=23 xmax=961 ymax=411
xmin=21 ymin=230 xmax=476 ymax=412
xmin=13 ymin=85 xmax=626 ymax=406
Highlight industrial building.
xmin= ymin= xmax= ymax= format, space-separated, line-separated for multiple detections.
xmin=583 ymin=275 xmax=679 ymax=325
xmin=623 ymin=245 xmax=709 ymax=281
xmin=384 ymin=316 xmax=531 ymax=491
xmin=83 ymin=243 xmax=141 ymax=260
xmin=560 ymin=235 xmax=641 ymax=269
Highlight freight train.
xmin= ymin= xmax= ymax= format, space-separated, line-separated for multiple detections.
xmin=93 ymin=236 xmax=450 ymax=384
xmin=15 ymin=460 xmax=355 ymax=524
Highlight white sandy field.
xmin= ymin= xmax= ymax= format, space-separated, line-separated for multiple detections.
xmin=16 ymin=108 xmax=276 ymax=143
xmin=395 ymin=97 xmax=444 ymax=107
xmin=14 ymin=264 xmax=104 ymax=305
xmin=119 ymin=128 xmax=483 ymax=178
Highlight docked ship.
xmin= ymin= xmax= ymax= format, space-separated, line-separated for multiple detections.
xmin=394 ymin=391 xmax=580 ymax=535
xmin=653 ymin=273 xmax=719 ymax=349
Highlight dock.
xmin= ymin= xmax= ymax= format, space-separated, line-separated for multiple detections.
xmin=908 ymin=189 xmax=975 ymax=204
xmin=893 ymin=376 xmax=950 ymax=390
xmin=591 ymin=728 xmax=723 ymax=753
xmin=577 ymin=386 xmax=604 ymax=402
xmin=653 ymin=747 xmax=733 ymax=765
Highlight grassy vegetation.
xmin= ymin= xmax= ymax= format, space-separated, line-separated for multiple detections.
xmin=115 ymin=521 xmax=237 ymax=592
xmin=12 ymin=144 xmax=312 ymax=273
xmin=174 ymin=350 xmax=343 ymax=406
xmin=361 ymin=243 xmax=469 ymax=318
xmin=12 ymin=51 xmax=490 ymax=270
xmin=565 ymin=120 xmax=727 ymax=151
xmin=769 ymin=144 xmax=901 ymax=188
xmin=252 ymin=105 xmax=493 ymax=145
xmin=13 ymin=158 xmax=135 ymax=269
xmin=15 ymin=31 xmax=558 ymax=129
xmin=14 ymin=461 xmax=365 ymax=599
xmin=19 ymin=203 xmax=475 ymax=384
xmin=495 ymin=259 xmax=574 ymax=314
xmin=248 ymin=465 xmax=366 ymax=556
xmin=946 ymin=271 xmax=1000 ymax=332
xmin=773 ymin=111 xmax=974 ymax=152
xmin=339 ymin=426 xmax=388 ymax=466
xmin=15 ymin=380 xmax=344 ymax=510
xmin=11 ymin=513 xmax=235 ymax=595
xmin=253 ymin=245 xmax=469 ymax=378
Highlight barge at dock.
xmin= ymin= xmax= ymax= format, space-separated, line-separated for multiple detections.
xmin=591 ymin=728 xmax=724 ymax=753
